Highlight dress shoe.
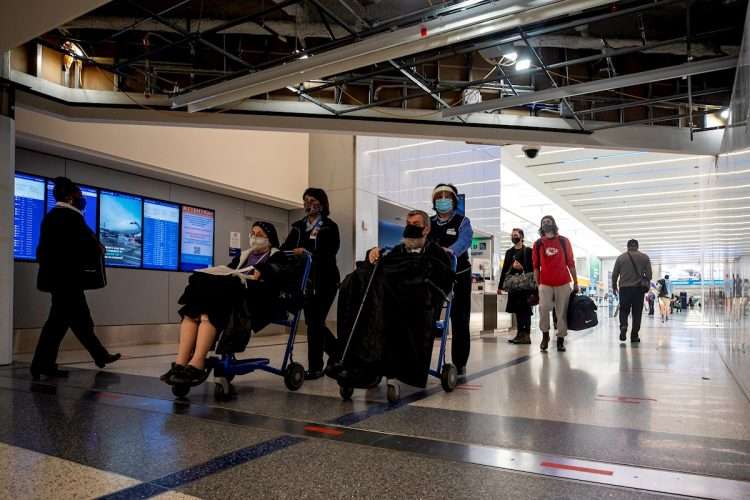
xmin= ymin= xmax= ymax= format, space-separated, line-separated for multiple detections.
xmin=619 ymin=330 xmax=627 ymax=342
xmin=305 ymin=369 xmax=324 ymax=381
xmin=95 ymin=353 xmax=121 ymax=369
xmin=631 ymin=335 xmax=641 ymax=344
xmin=540 ymin=332 xmax=550 ymax=351
xmin=513 ymin=333 xmax=531 ymax=345
xmin=31 ymin=368 xmax=69 ymax=381
xmin=557 ymin=337 xmax=566 ymax=352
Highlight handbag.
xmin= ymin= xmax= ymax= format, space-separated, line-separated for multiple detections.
xmin=626 ymin=252 xmax=650 ymax=293
xmin=503 ymin=271 xmax=537 ymax=292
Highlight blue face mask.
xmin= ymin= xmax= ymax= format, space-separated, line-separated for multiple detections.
xmin=435 ymin=198 xmax=453 ymax=214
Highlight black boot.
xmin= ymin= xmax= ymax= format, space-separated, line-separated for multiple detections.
xmin=619 ymin=328 xmax=627 ymax=342
xmin=557 ymin=337 xmax=566 ymax=352
xmin=513 ymin=332 xmax=531 ymax=344
xmin=540 ymin=332 xmax=550 ymax=351
xmin=508 ymin=332 xmax=522 ymax=344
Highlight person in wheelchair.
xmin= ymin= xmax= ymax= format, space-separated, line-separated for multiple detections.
xmin=162 ymin=221 xmax=299 ymax=386
xmin=332 ymin=210 xmax=453 ymax=391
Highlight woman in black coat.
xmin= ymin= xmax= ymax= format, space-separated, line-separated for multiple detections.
xmin=498 ymin=228 xmax=534 ymax=344
xmin=281 ymin=188 xmax=340 ymax=380
xmin=162 ymin=221 xmax=292 ymax=386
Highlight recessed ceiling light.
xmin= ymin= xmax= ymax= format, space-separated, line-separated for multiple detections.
xmin=515 ymin=58 xmax=532 ymax=71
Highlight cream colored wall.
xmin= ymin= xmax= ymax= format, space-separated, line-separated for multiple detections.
xmin=15 ymin=107 xmax=309 ymax=207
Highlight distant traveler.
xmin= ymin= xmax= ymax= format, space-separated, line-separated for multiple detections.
xmin=498 ymin=228 xmax=534 ymax=344
xmin=31 ymin=177 xmax=120 ymax=380
xmin=611 ymin=239 xmax=652 ymax=343
xmin=282 ymin=188 xmax=340 ymax=380
xmin=162 ymin=221 xmax=297 ymax=386
xmin=532 ymin=215 xmax=578 ymax=352
xmin=656 ymin=274 xmax=671 ymax=322
xmin=427 ymin=184 xmax=474 ymax=376
xmin=647 ymin=291 xmax=655 ymax=316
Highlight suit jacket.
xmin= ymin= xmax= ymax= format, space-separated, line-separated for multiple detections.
xmin=36 ymin=206 xmax=103 ymax=292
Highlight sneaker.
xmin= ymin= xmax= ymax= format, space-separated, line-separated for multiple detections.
xmin=557 ymin=337 xmax=566 ymax=352
xmin=540 ymin=332 xmax=550 ymax=351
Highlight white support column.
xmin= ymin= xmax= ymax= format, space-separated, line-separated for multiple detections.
xmin=0 ymin=82 xmax=15 ymax=365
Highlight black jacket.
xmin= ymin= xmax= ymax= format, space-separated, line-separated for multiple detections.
xmin=281 ymin=217 xmax=340 ymax=293
xmin=335 ymin=241 xmax=453 ymax=388
xmin=36 ymin=206 xmax=103 ymax=293
xmin=498 ymin=245 xmax=533 ymax=289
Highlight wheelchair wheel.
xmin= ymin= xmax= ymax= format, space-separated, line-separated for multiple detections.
xmin=441 ymin=363 xmax=458 ymax=393
xmin=339 ymin=385 xmax=354 ymax=401
xmin=284 ymin=362 xmax=305 ymax=391
xmin=386 ymin=381 xmax=400 ymax=403
xmin=172 ymin=384 xmax=190 ymax=398
xmin=214 ymin=378 xmax=232 ymax=402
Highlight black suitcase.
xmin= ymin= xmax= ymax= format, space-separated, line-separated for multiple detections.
xmin=567 ymin=293 xmax=598 ymax=331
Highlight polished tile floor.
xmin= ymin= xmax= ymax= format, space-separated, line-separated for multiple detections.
xmin=3 ymin=308 xmax=750 ymax=499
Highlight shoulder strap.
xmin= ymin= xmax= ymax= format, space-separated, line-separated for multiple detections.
xmin=626 ymin=251 xmax=641 ymax=276
xmin=559 ymin=236 xmax=569 ymax=264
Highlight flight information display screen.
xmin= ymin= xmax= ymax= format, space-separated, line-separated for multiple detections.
xmin=143 ymin=199 xmax=179 ymax=271
xmin=100 ymin=190 xmax=143 ymax=268
xmin=180 ymin=205 xmax=214 ymax=271
xmin=14 ymin=173 xmax=46 ymax=261
xmin=46 ymin=180 xmax=98 ymax=232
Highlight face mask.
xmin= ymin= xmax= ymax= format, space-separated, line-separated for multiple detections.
xmin=304 ymin=203 xmax=321 ymax=215
xmin=435 ymin=198 xmax=453 ymax=214
xmin=249 ymin=236 xmax=269 ymax=251
xmin=511 ymin=236 xmax=521 ymax=244
xmin=72 ymin=195 xmax=86 ymax=212
xmin=403 ymin=224 xmax=424 ymax=239
xmin=542 ymin=223 xmax=555 ymax=235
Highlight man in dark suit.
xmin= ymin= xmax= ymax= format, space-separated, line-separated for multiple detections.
xmin=31 ymin=177 xmax=120 ymax=380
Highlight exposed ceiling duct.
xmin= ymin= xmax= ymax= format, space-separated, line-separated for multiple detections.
xmin=171 ymin=0 xmax=621 ymax=112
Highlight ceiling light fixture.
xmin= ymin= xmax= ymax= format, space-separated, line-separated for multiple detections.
xmin=555 ymin=168 xmax=750 ymax=191
xmin=598 ymin=214 xmax=750 ymax=227
xmin=404 ymin=157 xmax=500 ymax=174
xmin=570 ymin=183 xmax=750 ymax=203
xmin=363 ymin=140 xmax=444 ymax=154
xmin=538 ymin=155 xmax=706 ymax=177
xmin=589 ymin=206 xmax=750 ymax=219
xmin=515 ymin=58 xmax=532 ymax=71
xmin=580 ymin=196 xmax=750 ymax=212
xmin=720 ymin=109 xmax=730 ymax=120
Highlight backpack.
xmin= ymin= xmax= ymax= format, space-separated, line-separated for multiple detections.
xmin=567 ymin=293 xmax=598 ymax=331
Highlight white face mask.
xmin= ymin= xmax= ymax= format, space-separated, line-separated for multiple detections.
xmin=249 ymin=236 xmax=269 ymax=252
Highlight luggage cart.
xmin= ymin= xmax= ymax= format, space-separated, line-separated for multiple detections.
xmin=171 ymin=252 xmax=312 ymax=401
xmin=339 ymin=254 xmax=459 ymax=403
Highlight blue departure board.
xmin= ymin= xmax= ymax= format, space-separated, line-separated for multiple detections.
xmin=46 ymin=180 xmax=98 ymax=233
xmin=180 ymin=205 xmax=214 ymax=271
xmin=14 ymin=173 xmax=46 ymax=261
xmin=100 ymin=190 xmax=143 ymax=268
xmin=143 ymin=199 xmax=179 ymax=271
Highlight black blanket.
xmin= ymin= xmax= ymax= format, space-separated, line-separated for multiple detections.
xmin=336 ymin=242 xmax=453 ymax=388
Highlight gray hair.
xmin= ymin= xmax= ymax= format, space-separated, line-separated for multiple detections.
xmin=406 ymin=209 xmax=430 ymax=226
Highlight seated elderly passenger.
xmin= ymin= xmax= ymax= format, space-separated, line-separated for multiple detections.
xmin=332 ymin=210 xmax=454 ymax=390
xmin=162 ymin=221 xmax=297 ymax=386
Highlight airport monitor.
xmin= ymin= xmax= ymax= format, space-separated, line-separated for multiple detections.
xmin=13 ymin=173 xmax=46 ymax=261
xmin=143 ymin=199 xmax=180 ymax=271
xmin=100 ymin=190 xmax=143 ymax=268
xmin=46 ymin=180 xmax=98 ymax=233
xmin=180 ymin=205 xmax=214 ymax=271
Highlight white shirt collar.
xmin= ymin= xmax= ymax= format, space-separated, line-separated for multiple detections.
xmin=55 ymin=201 xmax=83 ymax=216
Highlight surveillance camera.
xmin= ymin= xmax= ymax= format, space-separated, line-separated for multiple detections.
xmin=522 ymin=145 xmax=540 ymax=159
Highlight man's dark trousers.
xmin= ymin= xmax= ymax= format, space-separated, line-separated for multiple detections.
xmin=619 ymin=286 xmax=645 ymax=337
xmin=31 ymin=289 xmax=108 ymax=372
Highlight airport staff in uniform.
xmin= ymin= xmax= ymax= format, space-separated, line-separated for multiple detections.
xmin=427 ymin=183 xmax=474 ymax=376
xmin=282 ymin=188 xmax=340 ymax=380
xmin=31 ymin=177 xmax=120 ymax=380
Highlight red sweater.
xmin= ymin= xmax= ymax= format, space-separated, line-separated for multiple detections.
xmin=533 ymin=236 xmax=574 ymax=287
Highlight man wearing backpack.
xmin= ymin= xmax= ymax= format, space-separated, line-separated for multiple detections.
xmin=532 ymin=215 xmax=578 ymax=352
xmin=656 ymin=274 xmax=671 ymax=322
xmin=611 ymin=239 xmax=652 ymax=343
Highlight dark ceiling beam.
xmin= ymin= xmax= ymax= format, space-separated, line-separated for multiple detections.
xmin=114 ymin=0 xmax=300 ymax=69
xmin=581 ymin=87 xmax=731 ymax=115
xmin=97 ymin=0 xmax=192 ymax=44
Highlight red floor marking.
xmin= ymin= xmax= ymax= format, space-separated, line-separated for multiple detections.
xmin=541 ymin=461 xmax=614 ymax=476
xmin=96 ymin=393 xmax=121 ymax=400
xmin=597 ymin=394 xmax=657 ymax=401
xmin=595 ymin=397 xmax=640 ymax=404
xmin=303 ymin=425 xmax=344 ymax=437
